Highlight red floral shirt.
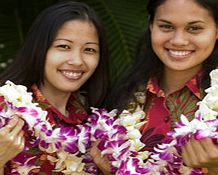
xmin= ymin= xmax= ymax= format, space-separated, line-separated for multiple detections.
xmin=140 ymin=72 xmax=204 ymax=151
xmin=3 ymin=85 xmax=89 ymax=175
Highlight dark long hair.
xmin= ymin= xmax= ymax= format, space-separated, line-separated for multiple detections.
xmin=106 ymin=0 xmax=218 ymax=111
xmin=0 ymin=1 xmax=109 ymax=107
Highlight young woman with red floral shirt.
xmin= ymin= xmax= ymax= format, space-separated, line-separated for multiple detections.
xmin=105 ymin=0 xmax=218 ymax=174
xmin=0 ymin=1 xmax=109 ymax=174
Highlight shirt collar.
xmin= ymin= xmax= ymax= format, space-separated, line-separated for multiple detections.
xmin=31 ymin=84 xmax=88 ymax=125
xmin=147 ymin=70 xmax=203 ymax=99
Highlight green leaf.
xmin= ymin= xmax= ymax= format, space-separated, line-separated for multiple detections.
xmin=80 ymin=0 xmax=148 ymax=83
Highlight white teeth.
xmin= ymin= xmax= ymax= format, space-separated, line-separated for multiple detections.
xmin=169 ymin=50 xmax=192 ymax=57
xmin=61 ymin=71 xmax=82 ymax=79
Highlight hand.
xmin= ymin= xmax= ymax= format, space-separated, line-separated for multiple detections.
xmin=89 ymin=141 xmax=112 ymax=175
xmin=182 ymin=138 xmax=218 ymax=174
xmin=0 ymin=115 xmax=25 ymax=168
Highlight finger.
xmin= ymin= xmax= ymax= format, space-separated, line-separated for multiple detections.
xmin=0 ymin=133 xmax=25 ymax=165
xmin=17 ymin=132 xmax=25 ymax=151
xmin=89 ymin=140 xmax=101 ymax=158
xmin=181 ymin=146 xmax=191 ymax=167
xmin=9 ymin=118 xmax=24 ymax=137
xmin=199 ymin=139 xmax=218 ymax=166
xmin=13 ymin=132 xmax=25 ymax=152
xmin=200 ymin=138 xmax=218 ymax=155
xmin=20 ymin=136 xmax=25 ymax=150
xmin=189 ymin=139 xmax=209 ymax=166
xmin=183 ymin=140 xmax=199 ymax=167
xmin=7 ymin=115 xmax=20 ymax=126
xmin=0 ymin=116 xmax=19 ymax=133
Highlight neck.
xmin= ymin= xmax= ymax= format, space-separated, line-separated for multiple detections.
xmin=39 ymin=85 xmax=71 ymax=116
xmin=160 ymin=66 xmax=202 ymax=96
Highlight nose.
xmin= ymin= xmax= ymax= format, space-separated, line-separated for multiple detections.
xmin=169 ymin=30 xmax=189 ymax=46
xmin=67 ymin=50 xmax=83 ymax=66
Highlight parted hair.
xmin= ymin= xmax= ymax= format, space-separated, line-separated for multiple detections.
xmin=105 ymin=0 xmax=218 ymax=111
xmin=0 ymin=1 xmax=110 ymax=108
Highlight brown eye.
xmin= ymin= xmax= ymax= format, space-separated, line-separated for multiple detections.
xmin=161 ymin=25 xmax=173 ymax=29
xmin=158 ymin=24 xmax=174 ymax=32
xmin=84 ymin=48 xmax=97 ymax=53
xmin=58 ymin=45 xmax=70 ymax=49
xmin=187 ymin=26 xmax=203 ymax=33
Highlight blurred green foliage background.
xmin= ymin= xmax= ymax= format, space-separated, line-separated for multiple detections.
xmin=0 ymin=0 xmax=148 ymax=84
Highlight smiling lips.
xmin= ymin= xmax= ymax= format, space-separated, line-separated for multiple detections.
xmin=61 ymin=70 xmax=83 ymax=80
xmin=168 ymin=49 xmax=193 ymax=59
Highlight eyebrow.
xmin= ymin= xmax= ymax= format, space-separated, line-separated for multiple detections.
xmin=86 ymin=42 xmax=99 ymax=45
xmin=156 ymin=19 xmax=205 ymax=25
xmin=55 ymin=39 xmax=73 ymax=43
xmin=54 ymin=39 xmax=99 ymax=45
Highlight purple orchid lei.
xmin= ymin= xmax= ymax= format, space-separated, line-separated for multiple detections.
xmin=1 ymin=69 xmax=218 ymax=175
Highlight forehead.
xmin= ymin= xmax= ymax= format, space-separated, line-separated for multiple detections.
xmin=58 ymin=19 xmax=96 ymax=32
xmin=154 ymin=0 xmax=214 ymax=23
xmin=55 ymin=19 xmax=98 ymax=41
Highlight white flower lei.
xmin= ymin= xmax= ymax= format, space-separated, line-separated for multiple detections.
xmin=1 ymin=69 xmax=218 ymax=175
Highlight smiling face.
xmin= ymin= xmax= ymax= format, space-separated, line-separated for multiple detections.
xmin=41 ymin=19 xmax=99 ymax=95
xmin=150 ymin=0 xmax=218 ymax=74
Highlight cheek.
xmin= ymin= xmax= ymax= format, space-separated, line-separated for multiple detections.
xmin=87 ymin=57 xmax=100 ymax=72
xmin=45 ymin=52 xmax=64 ymax=71
xmin=91 ymin=62 xmax=99 ymax=74
xmin=193 ymin=31 xmax=217 ymax=47
xmin=151 ymin=34 xmax=165 ymax=57
xmin=44 ymin=58 xmax=55 ymax=75
xmin=195 ymin=36 xmax=217 ymax=54
xmin=151 ymin=31 xmax=166 ymax=49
